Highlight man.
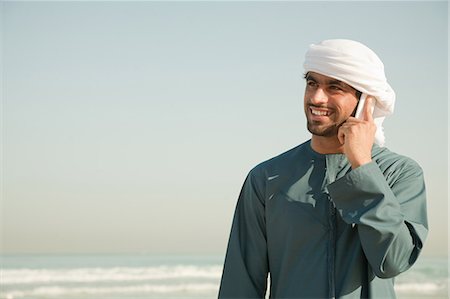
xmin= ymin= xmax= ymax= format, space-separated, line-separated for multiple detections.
xmin=218 ymin=39 xmax=428 ymax=298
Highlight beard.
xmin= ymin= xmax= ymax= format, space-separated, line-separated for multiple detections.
xmin=305 ymin=103 xmax=358 ymax=137
xmin=306 ymin=121 xmax=340 ymax=137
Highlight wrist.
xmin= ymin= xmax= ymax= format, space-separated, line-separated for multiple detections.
xmin=351 ymin=158 xmax=372 ymax=169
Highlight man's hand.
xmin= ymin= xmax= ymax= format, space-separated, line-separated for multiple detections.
xmin=338 ymin=96 xmax=377 ymax=169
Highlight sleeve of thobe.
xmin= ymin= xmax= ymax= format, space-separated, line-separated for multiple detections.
xmin=218 ymin=169 xmax=269 ymax=298
xmin=327 ymin=160 xmax=428 ymax=279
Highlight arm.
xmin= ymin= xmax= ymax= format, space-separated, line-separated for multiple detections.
xmin=327 ymin=160 xmax=428 ymax=278
xmin=218 ymin=169 xmax=269 ymax=298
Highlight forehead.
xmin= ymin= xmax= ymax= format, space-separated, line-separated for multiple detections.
xmin=306 ymin=72 xmax=354 ymax=88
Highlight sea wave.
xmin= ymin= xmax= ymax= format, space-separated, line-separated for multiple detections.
xmin=2 ymin=281 xmax=448 ymax=299
xmin=1 ymin=283 xmax=219 ymax=299
xmin=394 ymin=281 xmax=449 ymax=294
xmin=1 ymin=258 xmax=447 ymax=298
xmin=1 ymin=265 xmax=222 ymax=284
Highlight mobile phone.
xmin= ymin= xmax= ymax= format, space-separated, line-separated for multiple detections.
xmin=354 ymin=93 xmax=375 ymax=119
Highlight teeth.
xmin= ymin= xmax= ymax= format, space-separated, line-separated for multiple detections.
xmin=311 ymin=109 xmax=329 ymax=116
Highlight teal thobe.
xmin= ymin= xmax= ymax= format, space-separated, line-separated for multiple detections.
xmin=219 ymin=140 xmax=428 ymax=298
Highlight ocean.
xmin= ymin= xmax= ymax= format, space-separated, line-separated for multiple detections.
xmin=0 ymin=254 xmax=447 ymax=299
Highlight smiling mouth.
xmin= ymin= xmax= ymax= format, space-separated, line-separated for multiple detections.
xmin=310 ymin=107 xmax=331 ymax=116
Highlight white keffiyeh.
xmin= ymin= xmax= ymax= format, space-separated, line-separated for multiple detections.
xmin=303 ymin=39 xmax=395 ymax=146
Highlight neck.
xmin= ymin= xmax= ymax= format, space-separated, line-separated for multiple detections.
xmin=310 ymin=135 xmax=344 ymax=154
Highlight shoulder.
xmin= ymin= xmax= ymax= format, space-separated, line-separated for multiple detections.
xmin=243 ymin=141 xmax=312 ymax=198
xmin=248 ymin=140 xmax=312 ymax=179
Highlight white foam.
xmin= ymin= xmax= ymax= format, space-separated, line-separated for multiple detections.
xmin=1 ymin=265 xmax=223 ymax=284
xmin=394 ymin=282 xmax=447 ymax=293
xmin=1 ymin=283 xmax=220 ymax=299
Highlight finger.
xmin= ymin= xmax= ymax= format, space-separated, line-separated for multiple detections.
xmin=337 ymin=127 xmax=345 ymax=144
xmin=363 ymin=96 xmax=374 ymax=122
xmin=344 ymin=117 xmax=363 ymax=124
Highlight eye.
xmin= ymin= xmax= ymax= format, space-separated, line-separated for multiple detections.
xmin=306 ymin=80 xmax=317 ymax=88
xmin=329 ymin=85 xmax=343 ymax=91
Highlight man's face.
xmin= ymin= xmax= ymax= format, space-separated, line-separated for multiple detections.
xmin=304 ymin=72 xmax=359 ymax=137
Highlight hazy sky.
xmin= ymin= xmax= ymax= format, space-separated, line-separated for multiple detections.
xmin=1 ymin=1 xmax=448 ymax=257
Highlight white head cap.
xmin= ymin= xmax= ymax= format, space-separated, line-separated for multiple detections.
xmin=303 ymin=39 xmax=395 ymax=146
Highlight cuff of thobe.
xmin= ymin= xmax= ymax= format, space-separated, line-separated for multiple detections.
xmin=327 ymin=161 xmax=402 ymax=224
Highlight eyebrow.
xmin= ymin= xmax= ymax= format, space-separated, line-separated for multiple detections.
xmin=329 ymin=80 xmax=348 ymax=88
xmin=305 ymin=74 xmax=351 ymax=89
xmin=304 ymin=73 xmax=315 ymax=81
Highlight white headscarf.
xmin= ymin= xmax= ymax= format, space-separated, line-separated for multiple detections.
xmin=303 ymin=39 xmax=395 ymax=146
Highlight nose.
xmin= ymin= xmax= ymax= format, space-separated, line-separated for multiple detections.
xmin=309 ymin=87 xmax=328 ymax=105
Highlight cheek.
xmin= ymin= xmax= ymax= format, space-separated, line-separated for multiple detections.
xmin=348 ymin=101 xmax=359 ymax=114
xmin=303 ymin=93 xmax=309 ymax=108
xmin=340 ymin=97 xmax=359 ymax=113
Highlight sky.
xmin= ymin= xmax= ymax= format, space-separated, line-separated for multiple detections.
xmin=1 ymin=1 xmax=448 ymax=257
